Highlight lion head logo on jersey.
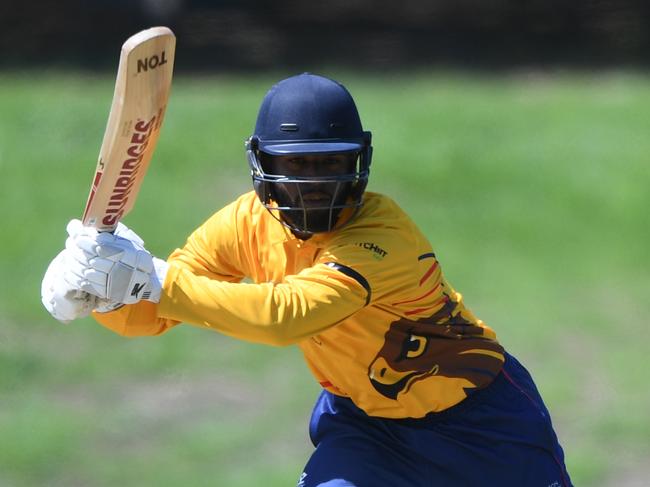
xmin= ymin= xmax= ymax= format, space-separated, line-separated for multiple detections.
xmin=368 ymin=298 xmax=504 ymax=400
xmin=368 ymin=321 xmax=441 ymax=400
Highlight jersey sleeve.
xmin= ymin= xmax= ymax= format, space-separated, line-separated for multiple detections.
xmin=92 ymin=200 xmax=247 ymax=337
xmin=156 ymin=260 xmax=369 ymax=346
xmin=166 ymin=202 xmax=247 ymax=283
xmin=151 ymin=195 xmax=422 ymax=345
xmin=92 ymin=197 xmax=371 ymax=343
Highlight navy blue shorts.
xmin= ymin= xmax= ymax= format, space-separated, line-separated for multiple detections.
xmin=299 ymin=353 xmax=572 ymax=487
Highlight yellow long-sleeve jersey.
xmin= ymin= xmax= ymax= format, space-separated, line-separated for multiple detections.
xmin=93 ymin=191 xmax=504 ymax=418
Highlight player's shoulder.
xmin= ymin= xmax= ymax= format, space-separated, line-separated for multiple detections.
xmin=322 ymin=192 xmax=434 ymax=299
xmin=352 ymin=191 xmax=417 ymax=235
xmin=361 ymin=191 xmax=404 ymax=214
xmin=327 ymin=191 xmax=427 ymax=256
xmin=231 ymin=190 xmax=262 ymax=211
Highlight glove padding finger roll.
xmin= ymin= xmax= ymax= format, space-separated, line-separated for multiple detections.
xmin=64 ymin=219 xmax=167 ymax=305
xmin=41 ymin=249 xmax=117 ymax=323
xmin=65 ymin=219 xmax=147 ymax=266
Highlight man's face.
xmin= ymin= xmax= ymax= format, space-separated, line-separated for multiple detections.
xmin=262 ymin=152 xmax=357 ymax=234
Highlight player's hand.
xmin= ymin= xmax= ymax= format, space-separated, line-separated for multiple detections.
xmin=64 ymin=219 xmax=168 ymax=305
xmin=41 ymin=249 xmax=120 ymax=323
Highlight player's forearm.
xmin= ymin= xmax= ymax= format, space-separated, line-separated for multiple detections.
xmin=92 ymin=301 xmax=177 ymax=337
xmin=158 ymin=264 xmax=365 ymax=346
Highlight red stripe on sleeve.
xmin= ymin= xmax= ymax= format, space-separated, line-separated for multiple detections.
xmin=419 ymin=261 xmax=439 ymax=286
xmin=392 ymin=283 xmax=441 ymax=306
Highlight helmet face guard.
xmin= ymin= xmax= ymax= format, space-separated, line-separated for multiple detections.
xmin=246 ymin=134 xmax=372 ymax=235
xmin=247 ymin=73 xmax=373 ymax=235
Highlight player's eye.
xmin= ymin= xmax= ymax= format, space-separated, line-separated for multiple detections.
xmin=287 ymin=158 xmax=304 ymax=168
xmin=325 ymin=154 xmax=357 ymax=173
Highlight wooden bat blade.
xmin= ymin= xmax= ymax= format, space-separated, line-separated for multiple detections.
xmin=82 ymin=26 xmax=175 ymax=231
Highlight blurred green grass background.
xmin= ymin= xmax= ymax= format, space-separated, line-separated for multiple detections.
xmin=1 ymin=70 xmax=648 ymax=486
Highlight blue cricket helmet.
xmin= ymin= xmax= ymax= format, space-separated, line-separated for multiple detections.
xmin=246 ymin=73 xmax=373 ymax=234
xmin=253 ymin=73 xmax=369 ymax=155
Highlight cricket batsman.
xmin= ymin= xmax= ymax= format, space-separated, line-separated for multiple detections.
xmin=42 ymin=73 xmax=573 ymax=486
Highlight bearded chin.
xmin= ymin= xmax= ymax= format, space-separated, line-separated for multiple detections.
xmin=272 ymin=181 xmax=353 ymax=234
xmin=280 ymin=207 xmax=343 ymax=234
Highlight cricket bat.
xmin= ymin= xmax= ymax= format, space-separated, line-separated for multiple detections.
xmin=81 ymin=26 xmax=176 ymax=232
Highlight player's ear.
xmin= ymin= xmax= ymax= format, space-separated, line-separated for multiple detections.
xmin=348 ymin=152 xmax=359 ymax=172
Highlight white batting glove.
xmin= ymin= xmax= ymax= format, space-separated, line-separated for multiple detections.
xmin=41 ymin=249 xmax=120 ymax=323
xmin=64 ymin=219 xmax=168 ymax=305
